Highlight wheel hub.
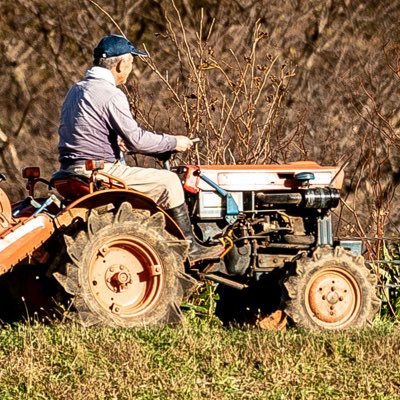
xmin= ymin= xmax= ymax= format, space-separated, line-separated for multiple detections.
xmin=326 ymin=291 xmax=339 ymax=305
xmin=307 ymin=268 xmax=361 ymax=326
xmin=88 ymin=237 xmax=164 ymax=318
xmin=105 ymin=265 xmax=132 ymax=293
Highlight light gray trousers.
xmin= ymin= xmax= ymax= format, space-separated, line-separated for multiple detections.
xmin=63 ymin=161 xmax=185 ymax=209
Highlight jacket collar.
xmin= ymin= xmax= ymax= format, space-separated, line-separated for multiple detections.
xmin=85 ymin=66 xmax=116 ymax=86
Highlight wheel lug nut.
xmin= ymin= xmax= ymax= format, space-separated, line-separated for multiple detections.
xmin=331 ymin=286 xmax=335 ymax=291
xmin=339 ymin=296 xmax=344 ymax=301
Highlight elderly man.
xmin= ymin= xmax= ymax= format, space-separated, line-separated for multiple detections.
xmin=56 ymin=34 xmax=221 ymax=263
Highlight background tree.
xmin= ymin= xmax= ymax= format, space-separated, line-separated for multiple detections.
xmin=0 ymin=0 xmax=399 ymax=255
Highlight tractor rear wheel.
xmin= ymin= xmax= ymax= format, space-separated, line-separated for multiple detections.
xmin=54 ymin=202 xmax=191 ymax=327
xmin=284 ymin=246 xmax=380 ymax=330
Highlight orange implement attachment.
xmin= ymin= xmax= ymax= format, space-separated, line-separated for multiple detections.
xmin=0 ymin=214 xmax=54 ymax=275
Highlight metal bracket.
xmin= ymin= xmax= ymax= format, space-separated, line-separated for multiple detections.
xmin=197 ymin=171 xmax=240 ymax=223
xmin=317 ymin=214 xmax=333 ymax=246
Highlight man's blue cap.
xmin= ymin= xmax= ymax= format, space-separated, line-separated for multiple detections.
xmin=93 ymin=34 xmax=147 ymax=59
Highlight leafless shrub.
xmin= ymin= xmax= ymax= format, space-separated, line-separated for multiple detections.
xmin=136 ymin=3 xmax=295 ymax=166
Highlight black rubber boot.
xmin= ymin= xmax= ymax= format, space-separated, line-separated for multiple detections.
xmin=167 ymin=204 xmax=223 ymax=264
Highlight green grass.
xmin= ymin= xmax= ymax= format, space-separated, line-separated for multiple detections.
xmin=0 ymin=318 xmax=399 ymax=400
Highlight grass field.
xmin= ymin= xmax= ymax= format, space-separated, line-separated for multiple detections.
xmin=0 ymin=315 xmax=399 ymax=400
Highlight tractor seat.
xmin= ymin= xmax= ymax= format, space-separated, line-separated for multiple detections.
xmin=50 ymin=170 xmax=91 ymax=201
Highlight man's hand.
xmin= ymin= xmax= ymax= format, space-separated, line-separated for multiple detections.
xmin=175 ymin=136 xmax=194 ymax=152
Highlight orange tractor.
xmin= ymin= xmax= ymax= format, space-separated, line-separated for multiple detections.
xmin=0 ymin=158 xmax=380 ymax=330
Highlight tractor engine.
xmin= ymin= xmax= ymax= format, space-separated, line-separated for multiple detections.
xmin=176 ymin=162 xmax=343 ymax=277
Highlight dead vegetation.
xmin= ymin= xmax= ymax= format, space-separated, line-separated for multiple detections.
xmin=1 ymin=0 xmax=400 ymax=248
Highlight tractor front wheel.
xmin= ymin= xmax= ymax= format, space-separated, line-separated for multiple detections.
xmin=284 ymin=246 xmax=380 ymax=330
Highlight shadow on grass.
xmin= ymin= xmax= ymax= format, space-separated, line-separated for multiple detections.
xmin=215 ymin=268 xmax=286 ymax=328
xmin=0 ymin=263 xmax=63 ymax=324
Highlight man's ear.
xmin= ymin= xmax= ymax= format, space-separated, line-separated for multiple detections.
xmin=115 ymin=60 xmax=123 ymax=73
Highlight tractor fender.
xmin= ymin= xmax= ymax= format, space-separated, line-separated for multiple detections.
xmin=54 ymin=189 xmax=184 ymax=239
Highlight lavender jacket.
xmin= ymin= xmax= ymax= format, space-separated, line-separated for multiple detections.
xmin=58 ymin=67 xmax=177 ymax=167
